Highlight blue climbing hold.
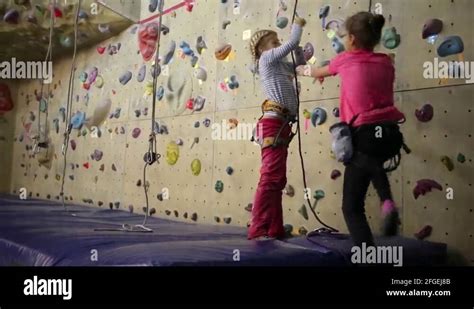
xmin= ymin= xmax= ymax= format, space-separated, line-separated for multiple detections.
xmin=331 ymin=37 xmax=345 ymax=54
xmin=437 ymin=36 xmax=464 ymax=57
xmin=157 ymin=86 xmax=164 ymax=100
xmin=180 ymin=41 xmax=194 ymax=56
xmin=71 ymin=111 xmax=86 ymax=129
xmin=119 ymin=71 xmax=132 ymax=85
xmin=311 ymin=107 xmax=327 ymax=127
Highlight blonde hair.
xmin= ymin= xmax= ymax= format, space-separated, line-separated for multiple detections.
xmin=249 ymin=30 xmax=277 ymax=62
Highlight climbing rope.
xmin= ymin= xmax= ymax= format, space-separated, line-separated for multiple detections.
xmin=34 ymin=0 xmax=55 ymax=157
xmin=290 ymin=0 xmax=338 ymax=233
xmin=59 ymin=0 xmax=82 ymax=212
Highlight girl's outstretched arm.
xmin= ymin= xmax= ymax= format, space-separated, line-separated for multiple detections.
xmin=261 ymin=17 xmax=305 ymax=64
xmin=296 ymin=65 xmax=332 ymax=79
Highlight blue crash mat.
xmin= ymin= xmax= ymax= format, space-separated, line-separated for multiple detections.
xmin=0 ymin=195 xmax=446 ymax=266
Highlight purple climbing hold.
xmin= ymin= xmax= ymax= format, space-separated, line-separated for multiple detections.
xmin=4 ymin=9 xmax=20 ymax=24
xmin=422 ymin=19 xmax=443 ymax=39
xmin=332 ymin=107 xmax=340 ymax=118
xmin=413 ymin=179 xmax=442 ymax=199
xmin=132 ymin=128 xmax=141 ymax=138
xmin=151 ymin=64 xmax=161 ymax=78
xmin=70 ymin=140 xmax=76 ymax=150
xmin=414 ymin=225 xmax=432 ymax=240
xmin=119 ymin=71 xmax=132 ymax=85
xmin=415 ymin=103 xmax=433 ymax=122
xmin=88 ymin=67 xmax=98 ymax=84
xmin=92 ymin=149 xmax=103 ymax=161
xmin=203 ymin=118 xmax=211 ymax=127
xmin=137 ymin=65 xmax=146 ymax=82
xmin=330 ymin=169 xmax=341 ymax=180
xmin=303 ymin=43 xmax=315 ymax=62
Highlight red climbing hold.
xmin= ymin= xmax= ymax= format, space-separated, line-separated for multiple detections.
xmin=413 ymin=179 xmax=442 ymax=199
xmin=83 ymin=162 xmax=90 ymax=169
xmin=138 ymin=23 xmax=160 ymax=62
xmin=97 ymin=46 xmax=106 ymax=54
xmin=0 ymin=83 xmax=13 ymax=113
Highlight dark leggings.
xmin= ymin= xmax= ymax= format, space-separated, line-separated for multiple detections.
xmin=342 ymin=123 xmax=402 ymax=247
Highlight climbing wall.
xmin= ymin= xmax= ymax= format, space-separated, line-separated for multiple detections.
xmin=3 ymin=0 xmax=473 ymax=265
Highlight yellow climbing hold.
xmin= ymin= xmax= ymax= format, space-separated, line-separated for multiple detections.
xmin=144 ymin=82 xmax=153 ymax=96
xmin=166 ymin=141 xmax=179 ymax=165
xmin=191 ymin=159 xmax=201 ymax=176
xmin=95 ymin=76 xmax=104 ymax=88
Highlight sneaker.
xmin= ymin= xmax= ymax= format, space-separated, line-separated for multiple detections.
xmin=381 ymin=200 xmax=400 ymax=236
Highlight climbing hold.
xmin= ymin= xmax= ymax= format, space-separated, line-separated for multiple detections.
xmin=414 ymin=225 xmax=432 ymax=240
xmin=151 ymin=63 xmax=161 ymax=78
xmin=136 ymin=179 xmax=142 ymax=187
xmin=79 ymin=72 xmax=88 ymax=83
xmin=222 ymin=20 xmax=231 ymax=29
xmin=298 ymin=205 xmax=308 ymax=220
xmin=95 ymin=76 xmax=104 ymax=88
xmin=382 ymin=27 xmax=401 ymax=49
xmin=134 ymin=110 xmax=141 ymax=118
xmin=150 ymin=208 xmax=156 ymax=216
xmin=71 ymin=111 xmax=86 ymax=129
xmin=227 ymin=75 xmax=239 ymax=89
xmin=166 ymin=142 xmax=180 ymax=165
xmin=191 ymin=213 xmax=198 ymax=221
xmin=111 ymin=164 xmax=117 ymax=171
xmin=157 ymin=193 xmax=163 ymax=201
xmin=149 ymin=0 xmax=158 ymax=12
xmin=415 ymin=103 xmax=434 ymax=122
xmin=156 ymin=86 xmax=164 ymax=101
xmin=137 ymin=65 xmax=146 ymax=82
xmin=226 ymin=166 xmax=234 ymax=175
xmin=196 ymin=36 xmax=207 ymax=54
xmin=332 ymin=107 xmax=340 ymax=117
xmin=413 ymin=179 xmax=442 ymax=199
xmin=285 ymin=185 xmax=295 ymax=197
xmin=214 ymin=216 xmax=221 ymax=223
xmin=97 ymin=46 xmax=106 ymax=54
xmin=284 ymin=224 xmax=293 ymax=236
xmin=223 ymin=217 xmax=231 ymax=224
xmin=203 ymin=118 xmax=211 ymax=127
xmin=422 ymin=19 xmax=443 ymax=39
xmin=245 ymin=203 xmax=252 ymax=212
xmin=119 ymin=71 xmax=132 ymax=85
xmin=195 ymin=67 xmax=207 ymax=82
xmin=88 ymin=67 xmax=98 ymax=84
xmin=294 ymin=46 xmax=306 ymax=66
xmin=69 ymin=175 xmax=74 ymax=181
xmin=98 ymin=24 xmax=110 ymax=33
xmin=163 ymin=41 xmax=176 ymax=65
xmin=330 ymin=169 xmax=342 ymax=180
xmin=314 ymin=190 xmax=325 ymax=200
xmin=191 ymin=55 xmax=199 ymax=68
xmin=180 ymin=41 xmax=194 ymax=56
xmin=457 ymin=153 xmax=466 ymax=163
xmin=319 ymin=5 xmax=330 ymax=19
xmin=215 ymin=44 xmax=232 ymax=61
xmin=298 ymin=227 xmax=308 ymax=236
xmin=311 ymin=107 xmax=327 ymax=127
xmin=4 ymin=9 xmax=20 ymax=24
xmin=132 ymin=128 xmax=141 ymax=138
xmin=437 ymin=35 xmax=464 ymax=57
xmin=194 ymin=96 xmax=206 ymax=111
xmin=59 ymin=34 xmax=73 ymax=48
xmin=53 ymin=119 xmax=59 ymax=134
xmin=59 ymin=107 xmax=66 ymax=122
xmin=440 ymin=156 xmax=454 ymax=171
xmin=164 ymin=210 xmax=171 ymax=216
xmin=83 ymin=162 xmax=90 ymax=169
xmin=191 ymin=159 xmax=202 ymax=176
xmin=91 ymin=149 xmax=103 ymax=161
xmin=194 ymin=121 xmax=200 ymax=128
xmin=55 ymin=174 xmax=61 ymax=181
xmin=138 ymin=23 xmax=159 ymax=61
xmin=331 ymin=37 xmax=345 ymax=54
xmin=39 ymin=98 xmax=48 ymax=112
xmin=70 ymin=140 xmax=76 ymax=150
xmin=228 ymin=118 xmax=238 ymax=129
xmin=215 ymin=181 xmax=224 ymax=193
xmin=161 ymin=25 xmax=170 ymax=35
xmin=303 ymin=43 xmax=315 ymax=62
xmin=276 ymin=16 xmax=289 ymax=29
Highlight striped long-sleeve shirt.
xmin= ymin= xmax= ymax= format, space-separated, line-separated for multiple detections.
xmin=259 ymin=24 xmax=303 ymax=116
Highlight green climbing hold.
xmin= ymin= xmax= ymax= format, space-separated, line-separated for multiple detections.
xmin=314 ymin=190 xmax=325 ymax=200
xmin=191 ymin=159 xmax=201 ymax=176
xmin=298 ymin=205 xmax=308 ymax=220
xmin=166 ymin=141 xmax=179 ymax=165
xmin=440 ymin=156 xmax=454 ymax=171
xmin=39 ymin=98 xmax=47 ymax=112
xmin=215 ymin=180 xmax=224 ymax=193
xmin=382 ymin=27 xmax=401 ymax=49
xmin=457 ymin=153 xmax=466 ymax=163
xmin=298 ymin=227 xmax=308 ymax=235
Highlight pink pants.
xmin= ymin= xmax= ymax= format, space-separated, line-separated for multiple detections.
xmin=248 ymin=117 xmax=291 ymax=239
